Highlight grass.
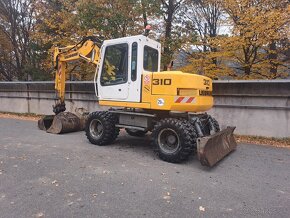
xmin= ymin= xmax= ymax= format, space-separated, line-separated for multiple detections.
xmin=235 ymin=135 xmax=290 ymax=148
xmin=0 ymin=111 xmax=43 ymax=121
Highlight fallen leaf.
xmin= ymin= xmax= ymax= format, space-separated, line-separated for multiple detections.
xmin=51 ymin=180 xmax=58 ymax=186
xmin=199 ymin=206 xmax=205 ymax=212
xmin=163 ymin=196 xmax=171 ymax=200
xmin=35 ymin=212 xmax=44 ymax=218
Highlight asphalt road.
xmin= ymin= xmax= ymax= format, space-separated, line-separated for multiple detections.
xmin=0 ymin=118 xmax=289 ymax=218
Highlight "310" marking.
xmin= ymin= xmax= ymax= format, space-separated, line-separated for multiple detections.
xmin=152 ymin=79 xmax=172 ymax=85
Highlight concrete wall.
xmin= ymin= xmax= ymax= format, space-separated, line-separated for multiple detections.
xmin=0 ymin=82 xmax=106 ymax=115
xmin=0 ymin=80 xmax=289 ymax=138
xmin=210 ymin=80 xmax=290 ymax=138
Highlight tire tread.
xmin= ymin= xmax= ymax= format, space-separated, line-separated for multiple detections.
xmin=85 ymin=111 xmax=119 ymax=145
xmin=152 ymin=118 xmax=197 ymax=163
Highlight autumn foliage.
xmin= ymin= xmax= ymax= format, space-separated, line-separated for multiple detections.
xmin=181 ymin=0 xmax=290 ymax=79
xmin=0 ymin=0 xmax=289 ymax=81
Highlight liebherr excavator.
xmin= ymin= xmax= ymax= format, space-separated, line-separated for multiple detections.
xmin=38 ymin=33 xmax=237 ymax=167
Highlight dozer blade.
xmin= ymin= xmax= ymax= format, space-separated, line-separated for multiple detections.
xmin=197 ymin=127 xmax=237 ymax=167
xmin=38 ymin=112 xmax=84 ymax=134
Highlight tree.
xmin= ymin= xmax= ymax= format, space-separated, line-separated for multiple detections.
xmin=178 ymin=0 xmax=223 ymax=74
xmin=181 ymin=0 xmax=290 ymax=79
xmin=223 ymin=0 xmax=289 ymax=78
xmin=0 ymin=0 xmax=39 ymax=80
xmin=160 ymin=0 xmax=185 ymax=70
xmin=77 ymin=0 xmax=147 ymax=38
xmin=33 ymin=0 xmax=154 ymax=80
xmin=0 ymin=27 xmax=14 ymax=80
xmin=183 ymin=0 xmax=223 ymax=51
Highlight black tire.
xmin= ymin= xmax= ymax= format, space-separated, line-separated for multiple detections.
xmin=152 ymin=118 xmax=196 ymax=163
xmin=125 ymin=128 xmax=148 ymax=137
xmin=211 ymin=117 xmax=220 ymax=132
xmin=201 ymin=116 xmax=221 ymax=136
xmin=180 ymin=119 xmax=198 ymax=154
xmin=85 ymin=111 xmax=119 ymax=145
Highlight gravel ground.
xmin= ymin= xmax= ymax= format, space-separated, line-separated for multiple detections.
xmin=0 ymin=118 xmax=289 ymax=218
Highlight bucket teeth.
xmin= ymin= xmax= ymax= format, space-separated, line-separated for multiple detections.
xmin=197 ymin=127 xmax=237 ymax=167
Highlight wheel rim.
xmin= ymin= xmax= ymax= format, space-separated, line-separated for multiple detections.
xmin=89 ymin=119 xmax=104 ymax=139
xmin=158 ymin=128 xmax=180 ymax=154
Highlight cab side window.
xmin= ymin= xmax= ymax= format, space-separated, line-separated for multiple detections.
xmin=131 ymin=42 xmax=138 ymax=81
xmin=144 ymin=46 xmax=158 ymax=72
xmin=101 ymin=43 xmax=128 ymax=86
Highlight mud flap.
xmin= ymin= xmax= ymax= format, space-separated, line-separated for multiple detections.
xmin=38 ymin=112 xmax=86 ymax=134
xmin=197 ymin=127 xmax=237 ymax=167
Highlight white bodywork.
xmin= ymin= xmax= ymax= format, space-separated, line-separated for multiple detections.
xmin=95 ymin=35 xmax=161 ymax=102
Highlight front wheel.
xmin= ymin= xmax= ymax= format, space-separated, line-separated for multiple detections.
xmin=211 ymin=117 xmax=220 ymax=132
xmin=85 ymin=111 xmax=119 ymax=145
xmin=152 ymin=118 xmax=196 ymax=163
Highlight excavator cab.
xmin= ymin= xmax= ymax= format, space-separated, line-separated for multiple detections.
xmin=96 ymin=35 xmax=161 ymax=102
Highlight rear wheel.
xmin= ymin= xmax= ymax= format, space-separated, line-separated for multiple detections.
xmin=85 ymin=111 xmax=119 ymax=145
xmin=125 ymin=128 xmax=148 ymax=137
xmin=152 ymin=118 xmax=196 ymax=163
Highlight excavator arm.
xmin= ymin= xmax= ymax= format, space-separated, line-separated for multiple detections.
xmin=53 ymin=36 xmax=102 ymax=114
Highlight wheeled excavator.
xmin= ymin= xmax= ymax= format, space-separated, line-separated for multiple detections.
xmin=38 ymin=33 xmax=237 ymax=167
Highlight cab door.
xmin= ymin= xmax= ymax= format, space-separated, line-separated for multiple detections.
xmin=97 ymin=43 xmax=129 ymax=100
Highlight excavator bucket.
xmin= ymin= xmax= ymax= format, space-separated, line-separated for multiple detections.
xmin=38 ymin=112 xmax=86 ymax=134
xmin=197 ymin=127 xmax=237 ymax=167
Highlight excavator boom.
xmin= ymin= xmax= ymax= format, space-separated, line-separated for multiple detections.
xmin=38 ymin=36 xmax=102 ymax=133
xmin=53 ymin=36 xmax=102 ymax=114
